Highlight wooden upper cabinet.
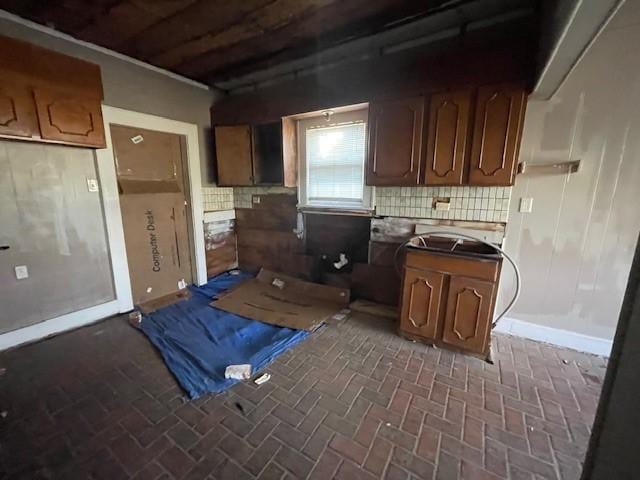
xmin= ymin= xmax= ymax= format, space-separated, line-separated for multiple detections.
xmin=400 ymin=267 xmax=444 ymax=340
xmin=0 ymin=34 xmax=105 ymax=148
xmin=366 ymin=96 xmax=424 ymax=186
xmin=34 ymin=88 xmax=105 ymax=147
xmin=215 ymin=125 xmax=254 ymax=186
xmin=0 ymin=80 xmax=38 ymax=138
xmin=424 ymin=90 xmax=472 ymax=185
xmin=441 ymin=276 xmax=494 ymax=354
xmin=468 ymin=84 xmax=526 ymax=186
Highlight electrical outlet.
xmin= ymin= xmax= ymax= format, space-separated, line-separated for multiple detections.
xmin=14 ymin=265 xmax=28 ymax=280
xmin=87 ymin=178 xmax=99 ymax=192
xmin=519 ymin=197 xmax=533 ymax=213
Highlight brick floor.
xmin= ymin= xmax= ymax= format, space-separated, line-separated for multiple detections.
xmin=0 ymin=312 xmax=607 ymax=479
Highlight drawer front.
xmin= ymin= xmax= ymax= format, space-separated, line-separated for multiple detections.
xmin=405 ymin=249 xmax=499 ymax=282
xmin=400 ymin=267 xmax=444 ymax=340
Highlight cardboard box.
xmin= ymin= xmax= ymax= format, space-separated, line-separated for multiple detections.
xmin=119 ymin=191 xmax=191 ymax=306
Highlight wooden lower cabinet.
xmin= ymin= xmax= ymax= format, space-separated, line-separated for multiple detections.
xmin=441 ymin=276 xmax=495 ymax=354
xmin=399 ymin=249 xmax=501 ymax=358
xmin=399 ymin=268 xmax=444 ymax=339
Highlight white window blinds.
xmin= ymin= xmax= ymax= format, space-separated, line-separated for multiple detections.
xmin=305 ymin=122 xmax=366 ymax=204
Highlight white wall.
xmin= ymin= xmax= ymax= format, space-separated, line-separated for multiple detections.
xmin=501 ymin=0 xmax=640 ymax=341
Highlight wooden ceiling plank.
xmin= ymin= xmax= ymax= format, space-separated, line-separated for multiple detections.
xmin=77 ymin=0 xmax=197 ymax=49
xmin=123 ymin=0 xmax=274 ymax=59
xmin=0 ymin=0 xmax=122 ymax=35
xmin=176 ymin=0 xmax=440 ymax=79
xmin=202 ymin=0 xmax=450 ymax=82
xmin=147 ymin=0 xmax=338 ymax=69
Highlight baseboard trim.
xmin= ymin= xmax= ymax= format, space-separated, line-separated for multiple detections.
xmin=0 ymin=300 xmax=120 ymax=351
xmin=494 ymin=317 xmax=612 ymax=357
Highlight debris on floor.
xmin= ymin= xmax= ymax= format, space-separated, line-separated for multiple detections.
xmin=140 ymin=271 xmax=310 ymax=398
xmin=211 ymin=268 xmax=350 ymax=331
xmin=350 ymin=299 xmax=398 ymax=320
xmin=224 ymin=364 xmax=252 ymax=380
xmin=254 ymin=373 xmax=271 ymax=385
xmin=127 ymin=310 xmax=142 ymax=329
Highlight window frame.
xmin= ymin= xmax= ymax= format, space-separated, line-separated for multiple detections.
xmin=297 ymin=108 xmax=373 ymax=212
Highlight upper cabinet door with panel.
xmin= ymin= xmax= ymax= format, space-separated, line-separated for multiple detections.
xmin=0 ymin=81 xmax=38 ymax=138
xmin=215 ymin=125 xmax=254 ymax=186
xmin=424 ymin=90 xmax=472 ymax=185
xmin=468 ymin=85 xmax=526 ymax=186
xmin=33 ymin=88 xmax=105 ymax=147
xmin=366 ymin=97 xmax=424 ymax=186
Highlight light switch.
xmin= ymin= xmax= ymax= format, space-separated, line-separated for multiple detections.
xmin=519 ymin=197 xmax=533 ymax=213
xmin=14 ymin=265 xmax=28 ymax=280
xmin=87 ymin=178 xmax=99 ymax=192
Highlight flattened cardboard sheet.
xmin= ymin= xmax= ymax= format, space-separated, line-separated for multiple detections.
xmin=211 ymin=269 xmax=350 ymax=331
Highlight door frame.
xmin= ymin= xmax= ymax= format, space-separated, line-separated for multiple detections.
xmin=99 ymin=106 xmax=208 ymax=310
xmin=0 ymin=106 xmax=206 ymax=350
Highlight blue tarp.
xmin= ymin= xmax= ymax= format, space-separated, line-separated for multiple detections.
xmin=141 ymin=272 xmax=310 ymax=398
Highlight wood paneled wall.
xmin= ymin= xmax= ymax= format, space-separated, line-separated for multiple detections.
xmin=234 ymin=193 xmax=403 ymax=305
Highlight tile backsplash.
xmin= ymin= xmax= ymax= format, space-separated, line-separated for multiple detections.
xmin=203 ymin=184 xmax=512 ymax=223
xmin=375 ymin=186 xmax=512 ymax=222
xmin=202 ymin=186 xmax=234 ymax=211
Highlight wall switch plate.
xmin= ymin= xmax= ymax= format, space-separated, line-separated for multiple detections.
xmin=519 ymin=197 xmax=533 ymax=213
xmin=87 ymin=178 xmax=99 ymax=192
xmin=14 ymin=265 xmax=28 ymax=280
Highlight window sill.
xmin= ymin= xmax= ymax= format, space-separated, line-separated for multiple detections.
xmin=298 ymin=205 xmax=375 ymax=217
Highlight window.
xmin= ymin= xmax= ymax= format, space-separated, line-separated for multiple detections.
xmin=298 ymin=108 xmax=372 ymax=210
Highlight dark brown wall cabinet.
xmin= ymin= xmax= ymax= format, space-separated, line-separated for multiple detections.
xmin=366 ymin=96 xmax=424 ymax=186
xmin=0 ymin=34 xmax=105 ymax=148
xmin=468 ymin=85 xmax=526 ymax=186
xmin=366 ymin=84 xmax=526 ymax=187
xmin=215 ymin=120 xmax=295 ymax=187
xmin=424 ymin=89 xmax=472 ymax=186
xmin=399 ymin=248 xmax=502 ymax=358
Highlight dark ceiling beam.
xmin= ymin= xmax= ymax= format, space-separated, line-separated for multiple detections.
xmin=174 ymin=0 xmax=446 ymax=80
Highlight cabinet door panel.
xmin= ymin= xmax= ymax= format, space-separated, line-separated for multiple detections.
xmin=215 ymin=125 xmax=254 ymax=186
xmin=400 ymin=268 xmax=444 ymax=340
xmin=366 ymin=97 xmax=424 ymax=186
xmin=34 ymin=88 xmax=105 ymax=147
xmin=424 ymin=90 xmax=471 ymax=185
xmin=468 ymin=85 xmax=526 ymax=186
xmin=442 ymin=276 xmax=494 ymax=354
xmin=0 ymin=82 xmax=38 ymax=138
